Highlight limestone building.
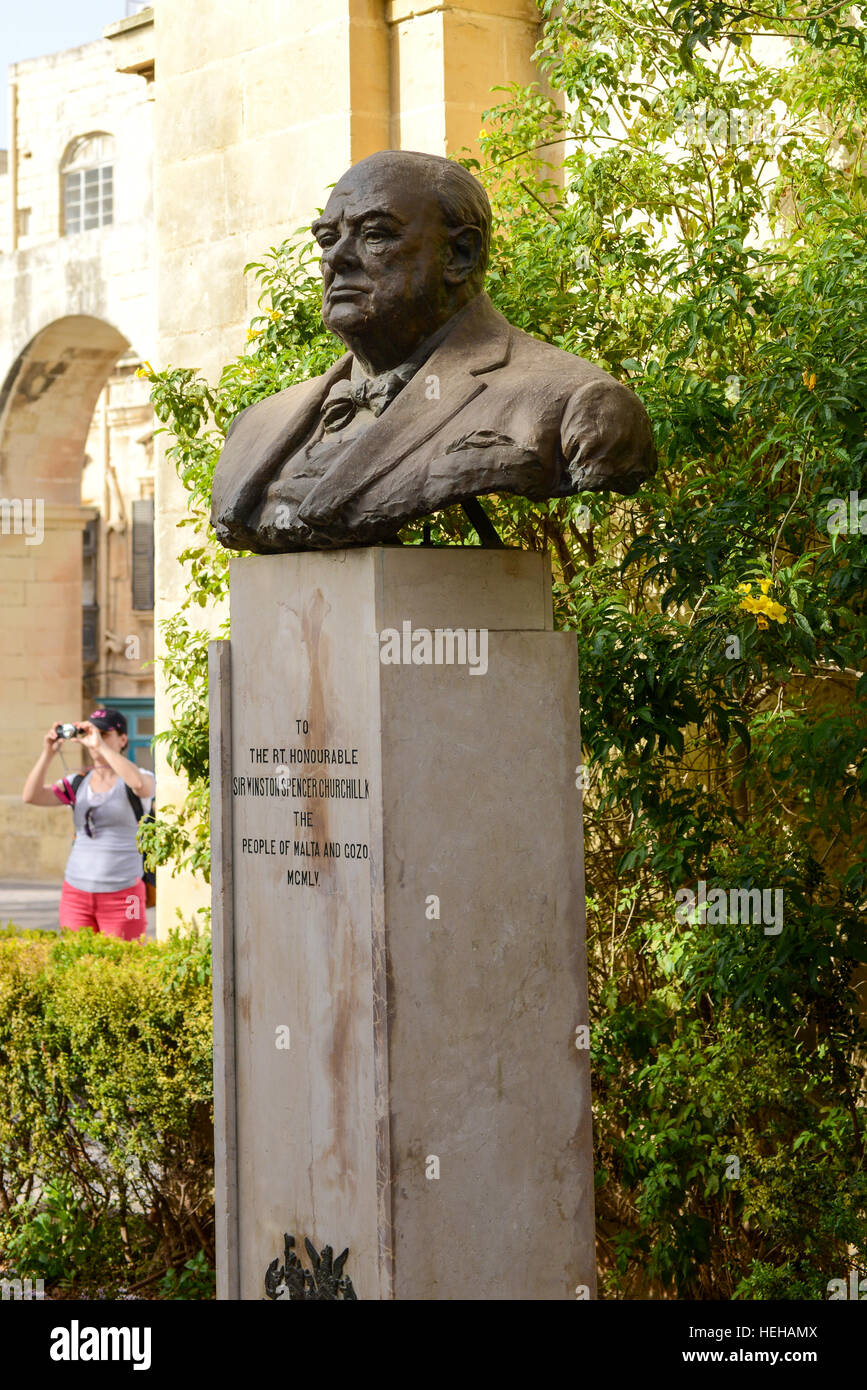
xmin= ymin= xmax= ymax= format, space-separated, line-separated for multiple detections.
xmin=0 ymin=0 xmax=544 ymax=931
xmin=0 ymin=21 xmax=156 ymax=881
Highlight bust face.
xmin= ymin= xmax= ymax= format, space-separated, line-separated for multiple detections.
xmin=312 ymin=158 xmax=454 ymax=371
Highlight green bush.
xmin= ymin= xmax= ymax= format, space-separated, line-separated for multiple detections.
xmin=0 ymin=928 xmax=214 ymax=1298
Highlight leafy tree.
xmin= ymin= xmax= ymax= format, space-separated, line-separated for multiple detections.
xmin=143 ymin=0 xmax=867 ymax=1297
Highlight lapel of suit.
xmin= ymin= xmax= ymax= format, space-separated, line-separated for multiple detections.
xmin=212 ymin=353 xmax=352 ymax=525
xmin=296 ymin=294 xmax=512 ymax=527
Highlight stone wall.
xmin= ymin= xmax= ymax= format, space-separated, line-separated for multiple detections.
xmin=10 ymin=39 xmax=152 ymax=253
xmin=0 ymin=33 xmax=155 ymax=883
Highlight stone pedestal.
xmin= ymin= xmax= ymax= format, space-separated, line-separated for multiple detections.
xmin=210 ymin=546 xmax=595 ymax=1300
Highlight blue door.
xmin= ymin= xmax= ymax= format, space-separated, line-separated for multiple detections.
xmin=96 ymin=696 xmax=155 ymax=769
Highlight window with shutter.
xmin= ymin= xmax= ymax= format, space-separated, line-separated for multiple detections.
xmin=82 ymin=605 xmax=99 ymax=664
xmin=131 ymin=498 xmax=154 ymax=611
xmin=82 ymin=519 xmax=99 ymax=664
xmin=82 ymin=518 xmax=98 ymax=606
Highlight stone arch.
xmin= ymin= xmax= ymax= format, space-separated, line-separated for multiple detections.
xmin=0 ymin=314 xmax=132 ymax=877
xmin=59 ymin=131 xmax=115 ymax=168
xmin=0 ymin=314 xmax=129 ymax=502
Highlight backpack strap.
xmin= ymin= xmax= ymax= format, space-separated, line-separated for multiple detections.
xmin=60 ymin=773 xmax=87 ymax=842
xmin=125 ymin=784 xmax=145 ymax=822
xmin=125 ymin=783 xmax=157 ymax=890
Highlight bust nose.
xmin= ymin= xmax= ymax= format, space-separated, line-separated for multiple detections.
xmin=321 ymin=232 xmax=360 ymax=276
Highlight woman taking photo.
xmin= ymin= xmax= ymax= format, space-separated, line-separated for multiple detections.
xmin=22 ymin=708 xmax=155 ymax=940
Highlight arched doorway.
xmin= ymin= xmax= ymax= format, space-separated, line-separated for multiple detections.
xmin=0 ymin=314 xmax=154 ymax=883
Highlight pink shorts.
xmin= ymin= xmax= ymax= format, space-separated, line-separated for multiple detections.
xmin=59 ymin=879 xmax=147 ymax=941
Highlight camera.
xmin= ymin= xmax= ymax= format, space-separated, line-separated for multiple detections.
xmin=55 ymin=723 xmax=82 ymax=740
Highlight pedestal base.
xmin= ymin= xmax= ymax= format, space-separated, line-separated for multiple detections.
xmin=210 ymin=546 xmax=595 ymax=1299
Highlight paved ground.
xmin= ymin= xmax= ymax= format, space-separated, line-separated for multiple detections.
xmin=0 ymin=880 xmax=156 ymax=939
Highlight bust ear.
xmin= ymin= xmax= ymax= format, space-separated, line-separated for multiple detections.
xmin=444 ymin=224 xmax=484 ymax=286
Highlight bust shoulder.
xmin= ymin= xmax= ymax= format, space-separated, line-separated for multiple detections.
xmin=504 ymin=321 xmax=630 ymax=391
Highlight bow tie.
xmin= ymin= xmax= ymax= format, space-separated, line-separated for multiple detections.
xmin=320 ymin=367 xmax=412 ymax=435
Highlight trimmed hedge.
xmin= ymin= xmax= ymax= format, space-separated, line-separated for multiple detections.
xmin=0 ymin=927 xmax=214 ymax=1297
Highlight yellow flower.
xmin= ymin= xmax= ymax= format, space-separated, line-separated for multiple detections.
xmin=737 ymin=583 xmax=788 ymax=626
xmin=802 ymin=370 xmax=817 ymax=390
xmin=135 ymin=360 xmax=154 ymax=379
xmin=246 ymin=326 xmax=263 ymax=342
xmin=267 ymin=309 xmax=282 ymax=322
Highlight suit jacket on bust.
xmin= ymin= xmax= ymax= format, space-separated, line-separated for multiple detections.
xmin=210 ymin=292 xmax=657 ymax=553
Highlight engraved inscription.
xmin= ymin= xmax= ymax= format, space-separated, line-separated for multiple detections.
xmin=232 ymin=724 xmax=369 ymax=891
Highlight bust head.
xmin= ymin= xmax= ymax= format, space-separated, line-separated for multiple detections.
xmin=312 ymin=150 xmax=491 ymax=375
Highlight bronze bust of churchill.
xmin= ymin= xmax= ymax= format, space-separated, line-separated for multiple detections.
xmin=210 ymin=150 xmax=656 ymax=553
